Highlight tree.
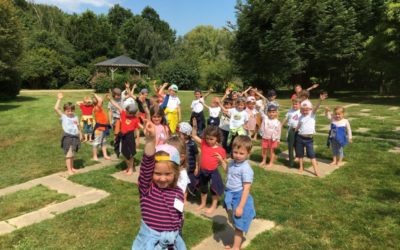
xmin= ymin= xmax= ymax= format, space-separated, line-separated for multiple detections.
xmin=0 ymin=0 xmax=23 ymax=98
xmin=155 ymin=57 xmax=199 ymax=89
xmin=107 ymin=4 xmax=133 ymax=30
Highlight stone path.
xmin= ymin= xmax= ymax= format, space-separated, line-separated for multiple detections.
xmin=388 ymin=107 xmax=399 ymax=111
xmin=389 ymin=147 xmax=400 ymax=154
xmin=343 ymin=104 xmax=360 ymax=108
xmin=0 ymin=157 xmax=118 ymax=236
xmin=360 ymin=109 xmax=371 ymax=112
xmin=355 ymin=127 xmax=370 ymax=133
xmin=112 ymin=170 xmax=276 ymax=250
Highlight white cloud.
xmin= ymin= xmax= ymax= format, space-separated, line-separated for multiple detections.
xmin=29 ymin=0 xmax=119 ymax=12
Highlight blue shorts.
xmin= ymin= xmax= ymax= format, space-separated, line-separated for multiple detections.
xmin=295 ymin=134 xmax=316 ymax=159
xmin=224 ymin=189 xmax=256 ymax=233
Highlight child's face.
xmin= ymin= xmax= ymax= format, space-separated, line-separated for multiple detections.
xmin=334 ymin=110 xmax=344 ymax=121
xmin=292 ymin=102 xmax=300 ymax=110
xmin=194 ymin=91 xmax=202 ymax=99
xmin=232 ymin=146 xmax=250 ymax=163
xmin=169 ymin=89 xmax=176 ymax=96
xmin=64 ymin=108 xmax=74 ymax=117
xmin=247 ymin=102 xmax=255 ymax=109
xmin=301 ymin=107 xmax=312 ymax=116
xmin=205 ymin=135 xmax=218 ymax=147
xmin=267 ymin=110 xmax=278 ymax=119
xmin=113 ymin=94 xmax=121 ymax=100
xmin=295 ymin=85 xmax=302 ymax=93
xmin=153 ymin=162 xmax=175 ymax=189
xmin=152 ymin=114 xmax=162 ymax=125
xmin=268 ymin=95 xmax=276 ymax=101
xmin=224 ymin=103 xmax=232 ymax=109
xmin=177 ymin=131 xmax=186 ymax=141
xmin=236 ymin=102 xmax=245 ymax=111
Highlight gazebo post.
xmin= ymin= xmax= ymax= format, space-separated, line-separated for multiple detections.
xmin=110 ymin=67 xmax=118 ymax=81
xmin=135 ymin=68 xmax=141 ymax=78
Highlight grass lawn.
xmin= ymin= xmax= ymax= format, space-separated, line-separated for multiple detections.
xmin=0 ymin=90 xmax=399 ymax=249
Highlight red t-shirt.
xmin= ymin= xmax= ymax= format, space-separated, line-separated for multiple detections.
xmin=79 ymin=103 xmax=94 ymax=116
xmin=120 ymin=111 xmax=140 ymax=134
xmin=200 ymin=140 xmax=226 ymax=171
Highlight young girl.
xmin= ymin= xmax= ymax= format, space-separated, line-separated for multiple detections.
xmin=325 ymin=106 xmax=353 ymax=166
xmin=55 ymin=92 xmax=81 ymax=175
xmin=281 ymin=98 xmax=301 ymax=167
xmin=245 ymin=96 xmax=258 ymax=140
xmin=77 ymin=96 xmax=94 ymax=142
xmin=201 ymin=96 xmax=222 ymax=127
xmin=106 ymin=94 xmax=141 ymax=175
xmin=219 ymin=98 xmax=233 ymax=154
xmin=92 ymin=94 xmax=111 ymax=161
xmin=295 ymin=92 xmax=327 ymax=176
xmin=192 ymin=121 xmax=226 ymax=215
xmin=150 ymin=105 xmax=170 ymax=146
xmin=291 ymin=83 xmax=319 ymax=100
xmin=177 ymin=122 xmax=199 ymax=197
xmin=107 ymin=88 xmax=122 ymax=142
xmin=164 ymin=84 xmax=181 ymax=134
xmin=190 ymin=89 xmax=206 ymax=136
xmin=132 ymin=120 xmax=186 ymax=249
xmin=260 ymin=105 xmax=281 ymax=168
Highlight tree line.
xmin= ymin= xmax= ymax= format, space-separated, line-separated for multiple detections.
xmin=1 ymin=0 xmax=399 ymax=98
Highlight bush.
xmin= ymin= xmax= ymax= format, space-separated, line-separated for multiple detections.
xmin=155 ymin=57 xmax=199 ymax=90
xmin=0 ymin=69 xmax=21 ymax=100
xmin=68 ymin=66 xmax=91 ymax=87
xmin=93 ymin=74 xmax=113 ymax=93
xmin=60 ymin=82 xmax=85 ymax=89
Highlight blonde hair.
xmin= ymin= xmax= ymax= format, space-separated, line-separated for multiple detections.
xmin=334 ymin=106 xmax=345 ymax=114
xmin=166 ymin=136 xmax=188 ymax=170
xmin=154 ymin=151 xmax=180 ymax=188
xmin=232 ymin=135 xmax=252 ymax=153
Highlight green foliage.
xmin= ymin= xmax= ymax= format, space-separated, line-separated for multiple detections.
xmin=68 ymin=66 xmax=91 ymax=87
xmin=155 ymin=57 xmax=199 ymax=89
xmin=107 ymin=4 xmax=133 ymax=30
xmin=60 ymin=82 xmax=85 ymax=89
xmin=92 ymin=73 xmax=113 ymax=93
xmin=0 ymin=0 xmax=23 ymax=99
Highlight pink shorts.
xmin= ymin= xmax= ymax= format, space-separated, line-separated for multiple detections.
xmin=262 ymin=139 xmax=279 ymax=149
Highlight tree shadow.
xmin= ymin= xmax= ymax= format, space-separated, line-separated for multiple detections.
xmin=331 ymin=91 xmax=400 ymax=106
xmin=73 ymin=159 xmax=86 ymax=169
xmin=0 ymin=104 xmax=20 ymax=112
xmin=0 ymin=96 xmax=38 ymax=103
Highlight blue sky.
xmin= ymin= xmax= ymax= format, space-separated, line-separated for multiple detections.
xmin=32 ymin=0 xmax=237 ymax=36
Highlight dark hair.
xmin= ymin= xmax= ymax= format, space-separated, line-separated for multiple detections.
xmin=202 ymin=126 xmax=223 ymax=143
xmin=194 ymin=88 xmax=202 ymax=94
xmin=223 ymin=98 xmax=233 ymax=106
xmin=112 ymin=88 xmax=122 ymax=98
xmin=150 ymin=105 xmax=167 ymax=125
xmin=63 ymin=102 xmax=75 ymax=111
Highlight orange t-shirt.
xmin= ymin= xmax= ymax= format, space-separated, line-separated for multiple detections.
xmin=94 ymin=106 xmax=108 ymax=131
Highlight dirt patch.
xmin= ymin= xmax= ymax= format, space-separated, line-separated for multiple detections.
xmin=389 ymin=147 xmax=400 ymax=154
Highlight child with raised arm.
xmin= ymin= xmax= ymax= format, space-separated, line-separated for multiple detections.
xmin=150 ymin=105 xmax=170 ymax=146
xmin=164 ymin=84 xmax=181 ymax=134
xmin=201 ymin=96 xmax=222 ymax=127
xmin=295 ymin=92 xmax=328 ymax=176
xmin=260 ymin=105 xmax=281 ymax=168
xmin=106 ymin=94 xmax=141 ymax=175
xmin=325 ymin=106 xmax=353 ymax=166
xmin=291 ymin=83 xmax=319 ymax=100
xmin=281 ymin=98 xmax=301 ymax=167
xmin=219 ymin=98 xmax=233 ymax=154
xmin=190 ymin=89 xmax=207 ymax=136
xmin=76 ymin=96 xmax=94 ymax=142
xmin=107 ymin=88 xmax=122 ymax=142
xmin=132 ymin=120 xmax=186 ymax=250
xmin=92 ymin=93 xmax=111 ymax=161
xmin=192 ymin=120 xmax=226 ymax=215
xmin=216 ymin=135 xmax=256 ymax=250
xmin=55 ymin=93 xmax=81 ymax=175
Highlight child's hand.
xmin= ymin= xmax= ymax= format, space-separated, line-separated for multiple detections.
xmin=163 ymin=82 xmax=169 ymax=88
xmin=235 ymin=207 xmax=243 ymax=217
xmin=143 ymin=119 xmax=156 ymax=138
xmin=105 ymin=93 xmax=111 ymax=100
xmin=225 ymin=87 xmax=232 ymax=95
xmin=125 ymin=81 xmax=130 ymax=89
xmin=312 ymin=83 xmax=319 ymax=89
xmin=214 ymin=152 xmax=224 ymax=163
xmin=325 ymin=106 xmax=330 ymax=112
xmin=133 ymin=83 xmax=137 ymax=89
xmin=57 ymin=92 xmax=63 ymax=100
xmin=349 ymin=138 xmax=353 ymax=144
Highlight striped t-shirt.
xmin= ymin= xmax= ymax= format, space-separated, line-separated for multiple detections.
xmin=138 ymin=153 xmax=184 ymax=232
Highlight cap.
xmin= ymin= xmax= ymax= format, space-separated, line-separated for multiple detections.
xmin=301 ymin=100 xmax=312 ymax=109
xmin=140 ymin=88 xmax=148 ymax=94
xmin=169 ymin=84 xmax=179 ymax=92
xmin=126 ymin=101 xmax=138 ymax=114
xmin=267 ymin=104 xmax=278 ymax=112
xmin=246 ymin=96 xmax=256 ymax=103
xmin=178 ymin=122 xmax=192 ymax=136
xmin=155 ymin=144 xmax=180 ymax=166
xmin=267 ymin=90 xmax=277 ymax=97
xmin=112 ymin=88 xmax=122 ymax=96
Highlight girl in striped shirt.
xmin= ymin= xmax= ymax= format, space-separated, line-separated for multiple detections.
xmin=132 ymin=120 xmax=186 ymax=250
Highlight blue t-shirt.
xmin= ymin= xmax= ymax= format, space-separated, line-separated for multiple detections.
xmin=226 ymin=160 xmax=254 ymax=192
xmin=186 ymin=139 xmax=199 ymax=171
xmin=60 ymin=114 xmax=79 ymax=135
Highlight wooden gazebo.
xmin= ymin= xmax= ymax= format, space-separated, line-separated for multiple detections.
xmin=95 ymin=55 xmax=148 ymax=80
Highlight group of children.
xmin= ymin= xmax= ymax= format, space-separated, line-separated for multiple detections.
xmin=55 ymin=82 xmax=352 ymax=250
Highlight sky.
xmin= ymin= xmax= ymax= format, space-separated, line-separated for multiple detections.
xmin=30 ymin=0 xmax=237 ymax=36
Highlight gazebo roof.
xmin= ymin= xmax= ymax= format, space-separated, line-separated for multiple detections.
xmin=95 ymin=55 xmax=148 ymax=68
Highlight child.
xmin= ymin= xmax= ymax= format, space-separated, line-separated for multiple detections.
xmin=106 ymin=94 xmax=141 ymax=175
xmin=190 ymin=89 xmax=206 ymax=136
xmin=265 ymin=89 xmax=280 ymax=112
xmin=166 ymin=136 xmax=190 ymax=204
xmin=76 ymin=96 xmax=94 ymax=142
xmin=164 ymin=84 xmax=181 ymax=134
xmin=201 ymin=96 xmax=222 ymax=127
xmin=177 ymin=122 xmax=199 ymax=197
xmin=219 ymin=97 xmax=249 ymax=149
xmin=219 ymin=98 xmax=233 ymax=154
xmin=260 ymin=105 xmax=281 ymax=168
xmin=150 ymin=105 xmax=170 ymax=146
xmin=245 ymin=96 xmax=258 ymax=140
xmin=295 ymin=92 xmax=327 ymax=176
xmin=291 ymin=83 xmax=319 ymax=100
xmin=216 ymin=135 xmax=256 ymax=250
xmin=54 ymin=92 xmax=81 ymax=174
xmin=281 ymin=98 xmax=301 ymax=167
xmin=107 ymin=88 xmax=122 ymax=142
xmin=92 ymin=93 xmax=111 ymax=161
xmin=192 ymin=122 xmax=226 ymax=215
xmin=132 ymin=120 xmax=186 ymax=249
xmin=325 ymin=106 xmax=353 ymax=166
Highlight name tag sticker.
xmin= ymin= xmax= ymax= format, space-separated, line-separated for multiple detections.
xmin=174 ymin=198 xmax=184 ymax=212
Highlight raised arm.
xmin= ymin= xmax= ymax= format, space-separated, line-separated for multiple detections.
xmin=254 ymin=90 xmax=267 ymax=101
xmin=203 ymin=88 xmax=213 ymax=99
xmin=220 ymin=87 xmax=231 ymax=103
xmin=54 ymin=92 xmax=63 ymax=117
xmin=158 ymin=82 xmax=168 ymax=96
xmin=93 ymin=93 xmax=103 ymax=107
xmin=242 ymin=86 xmax=252 ymax=97
xmin=199 ymin=99 xmax=211 ymax=110
xmin=106 ymin=94 xmax=123 ymax=113
xmin=313 ymin=92 xmax=328 ymax=114
xmin=325 ymin=106 xmax=332 ymax=120
xmin=306 ymin=83 xmax=319 ymax=92
xmin=191 ymin=118 xmax=202 ymax=144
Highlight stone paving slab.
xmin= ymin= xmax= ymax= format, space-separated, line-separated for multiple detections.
xmin=44 ymin=198 xmax=87 ymax=215
xmin=389 ymin=147 xmax=400 ymax=154
xmin=7 ymin=210 xmax=55 ymax=229
xmin=0 ymin=222 xmax=15 ymax=235
xmin=343 ymin=104 xmax=360 ymax=108
xmin=33 ymin=175 xmax=94 ymax=196
xmin=112 ymin=171 xmax=139 ymax=184
xmin=360 ymin=109 xmax=371 ymax=112
xmin=77 ymin=190 xmax=110 ymax=205
xmin=388 ymin=107 xmax=399 ymax=110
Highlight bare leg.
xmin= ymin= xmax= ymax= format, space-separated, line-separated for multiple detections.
xmin=260 ymin=148 xmax=267 ymax=166
xmin=70 ymin=157 xmax=78 ymax=172
xmin=196 ymin=193 xmax=207 ymax=211
xmin=225 ymin=228 xmax=244 ymax=250
xmin=267 ymin=148 xmax=275 ymax=168
xmin=299 ymin=158 xmax=304 ymax=172
xmin=92 ymin=148 xmax=98 ymax=161
xmin=66 ymin=157 xmax=74 ymax=174
xmin=330 ymin=156 xmax=337 ymax=165
xmin=311 ymin=158 xmax=320 ymax=177
xmin=337 ymin=156 xmax=343 ymax=166
xmin=102 ymin=146 xmax=110 ymax=160
xmin=136 ymin=130 xmax=140 ymax=150
xmin=125 ymin=158 xmax=134 ymax=175
xmin=205 ymin=195 xmax=219 ymax=215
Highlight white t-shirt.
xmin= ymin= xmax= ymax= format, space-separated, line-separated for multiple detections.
xmin=191 ymin=98 xmax=204 ymax=113
xmin=177 ymin=169 xmax=190 ymax=192
xmin=286 ymin=109 xmax=301 ymax=128
xmin=298 ymin=113 xmax=316 ymax=135
xmin=228 ymin=108 xmax=249 ymax=129
xmin=166 ymin=95 xmax=181 ymax=110
xmin=255 ymin=99 xmax=264 ymax=111
xmin=60 ymin=114 xmax=79 ymax=135
xmin=209 ymin=107 xmax=221 ymax=118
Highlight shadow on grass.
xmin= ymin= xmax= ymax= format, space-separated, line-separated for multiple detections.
xmin=0 ymin=96 xmax=38 ymax=103
xmin=370 ymin=188 xmax=400 ymax=202
xmin=332 ymin=91 xmax=400 ymax=106
xmin=0 ymin=104 xmax=20 ymax=112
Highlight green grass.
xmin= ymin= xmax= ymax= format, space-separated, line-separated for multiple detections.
xmin=0 ymin=185 xmax=71 ymax=221
xmin=1 ymin=90 xmax=400 ymax=249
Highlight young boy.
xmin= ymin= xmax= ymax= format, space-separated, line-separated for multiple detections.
xmin=164 ymin=84 xmax=181 ymax=134
xmin=92 ymin=93 xmax=111 ymax=161
xmin=216 ymin=135 xmax=256 ymax=250
xmin=281 ymin=98 xmax=302 ymax=167
xmin=295 ymin=92 xmax=328 ymax=176
xmin=219 ymin=98 xmax=233 ymax=154
xmin=54 ymin=92 xmax=82 ymax=175
xmin=107 ymin=88 xmax=122 ymax=142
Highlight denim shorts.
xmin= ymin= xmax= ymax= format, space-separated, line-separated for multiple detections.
xmin=295 ymin=134 xmax=315 ymax=159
